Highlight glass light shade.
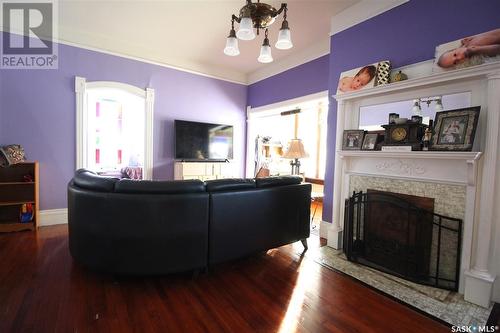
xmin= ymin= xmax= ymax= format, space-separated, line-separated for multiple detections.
xmin=258 ymin=45 xmax=273 ymax=63
xmin=236 ymin=17 xmax=255 ymax=40
xmin=223 ymin=36 xmax=240 ymax=56
xmin=275 ymin=28 xmax=293 ymax=50
xmin=412 ymin=100 xmax=422 ymax=116
xmin=283 ymin=139 xmax=309 ymax=159
xmin=435 ymin=99 xmax=444 ymax=111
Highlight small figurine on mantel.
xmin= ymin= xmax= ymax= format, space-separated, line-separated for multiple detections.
xmin=393 ymin=70 xmax=408 ymax=82
xmin=422 ymin=127 xmax=432 ymax=151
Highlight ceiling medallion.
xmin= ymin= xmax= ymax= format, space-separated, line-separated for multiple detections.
xmin=224 ymin=0 xmax=293 ymax=63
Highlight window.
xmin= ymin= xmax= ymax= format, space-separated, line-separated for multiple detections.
xmin=75 ymin=77 xmax=154 ymax=180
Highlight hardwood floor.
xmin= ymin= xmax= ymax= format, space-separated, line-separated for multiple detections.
xmin=0 ymin=225 xmax=450 ymax=333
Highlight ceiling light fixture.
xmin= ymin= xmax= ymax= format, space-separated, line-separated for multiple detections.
xmin=225 ymin=0 xmax=292 ymax=63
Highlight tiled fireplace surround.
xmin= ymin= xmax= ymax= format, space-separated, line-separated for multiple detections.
xmin=326 ymin=61 xmax=500 ymax=308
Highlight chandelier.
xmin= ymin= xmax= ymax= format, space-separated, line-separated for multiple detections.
xmin=224 ymin=0 xmax=293 ymax=63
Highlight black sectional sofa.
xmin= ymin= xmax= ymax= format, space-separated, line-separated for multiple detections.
xmin=67 ymin=169 xmax=311 ymax=275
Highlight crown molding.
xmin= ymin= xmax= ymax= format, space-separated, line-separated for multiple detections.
xmin=330 ymin=0 xmax=409 ymax=36
xmin=0 ymin=29 xmax=247 ymax=85
xmin=246 ymin=38 xmax=330 ymax=85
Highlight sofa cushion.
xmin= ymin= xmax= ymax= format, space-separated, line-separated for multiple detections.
xmin=255 ymin=176 xmax=302 ymax=188
xmin=205 ymin=178 xmax=256 ymax=192
xmin=73 ymin=169 xmax=118 ymax=192
xmin=114 ymin=179 xmax=205 ymax=194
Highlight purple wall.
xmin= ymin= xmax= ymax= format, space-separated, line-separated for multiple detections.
xmin=322 ymin=0 xmax=500 ymax=222
xmin=247 ymin=54 xmax=329 ymax=107
xmin=0 ymin=37 xmax=247 ymax=210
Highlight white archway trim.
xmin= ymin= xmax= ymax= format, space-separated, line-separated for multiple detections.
xmin=75 ymin=76 xmax=155 ymax=180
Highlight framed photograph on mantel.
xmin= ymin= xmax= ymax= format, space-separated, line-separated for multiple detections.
xmin=430 ymin=106 xmax=480 ymax=151
xmin=342 ymin=130 xmax=365 ymax=150
xmin=362 ymin=133 xmax=379 ymax=150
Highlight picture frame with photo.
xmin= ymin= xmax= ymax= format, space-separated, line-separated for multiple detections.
xmin=362 ymin=133 xmax=379 ymax=150
xmin=430 ymin=106 xmax=480 ymax=151
xmin=336 ymin=62 xmax=381 ymax=95
xmin=433 ymin=28 xmax=500 ymax=73
xmin=342 ymin=130 xmax=365 ymax=150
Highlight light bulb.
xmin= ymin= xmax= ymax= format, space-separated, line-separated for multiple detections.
xmin=236 ymin=17 xmax=255 ymax=41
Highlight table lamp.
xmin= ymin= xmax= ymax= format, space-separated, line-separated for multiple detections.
xmin=283 ymin=139 xmax=309 ymax=175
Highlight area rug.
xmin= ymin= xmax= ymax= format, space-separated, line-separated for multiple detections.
xmin=305 ymin=246 xmax=492 ymax=327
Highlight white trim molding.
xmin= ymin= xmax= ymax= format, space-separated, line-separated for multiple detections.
xmin=319 ymin=220 xmax=330 ymax=239
xmin=330 ymin=0 xmax=409 ymax=36
xmin=247 ymin=90 xmax=329 ymax=115
xmin=39 ymin=209 xmax=68 ymax=227
xmin=75 ymin=76 xmax=155 ymax=180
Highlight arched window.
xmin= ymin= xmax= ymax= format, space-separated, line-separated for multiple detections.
xmin=75 ymin=77 xmax=154 ymax=180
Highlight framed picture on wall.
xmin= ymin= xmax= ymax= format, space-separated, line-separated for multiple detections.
xmin=433 ymin=28 xmax=500 ymax=72
xmin=342 ymin=130 xmax=365 ymax=150
xmin=430 ymin=106 xmax=480 ymax=151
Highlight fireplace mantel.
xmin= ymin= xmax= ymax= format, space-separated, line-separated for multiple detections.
xmin=337 ymin=151 xmax=482 ymax=185
xmin=329 ymin=61 xmax=500 ymax=307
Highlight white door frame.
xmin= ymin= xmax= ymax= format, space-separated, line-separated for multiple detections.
xmin=245 ymin=90 xmax=329 ymax=178
xmin=74 ymin=76 xmax=155 ymax=180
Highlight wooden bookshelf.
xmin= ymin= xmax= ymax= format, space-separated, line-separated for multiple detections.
xmin=0 ymin=162 xmax=39 ymax=232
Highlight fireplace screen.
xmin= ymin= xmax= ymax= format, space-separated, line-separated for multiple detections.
xmin=343 ymin=190 xmax=462 ymax=291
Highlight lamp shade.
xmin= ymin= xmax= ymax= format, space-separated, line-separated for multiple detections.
xmin=236 ymin=17 xmax=255 ymax=40
xmin=258 ymin=45 xmax=273 ymax=63
xmin=411 ymin=100 xmax=422 ymax=116
xmin=275 ymin=28 xmax=293 ymax=50
xmin=283 ymin=139 xmax=309 ymax=159
xmin=224 ymin=36 xmax=240 ymax=56
xmin=435 ymin=98 xmax=444 ymax=111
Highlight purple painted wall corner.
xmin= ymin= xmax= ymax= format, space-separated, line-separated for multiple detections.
xmin=247 ymin=54 xmax=329 ymax=108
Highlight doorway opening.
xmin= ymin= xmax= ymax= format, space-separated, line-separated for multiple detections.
xmin=247 ymin=91 xmax=328 ymax=233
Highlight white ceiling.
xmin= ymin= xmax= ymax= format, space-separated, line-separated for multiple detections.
xmin=57 ymin=0 xmax=359 ymax=83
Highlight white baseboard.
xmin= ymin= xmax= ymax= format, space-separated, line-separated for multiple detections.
xmin=319 ymin=220 xmax=330 ymax=239
xmin=39 ymin=208 xmax=68 ymax=227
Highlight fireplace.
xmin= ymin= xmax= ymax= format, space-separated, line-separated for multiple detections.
xmin=344 ymin=190 xmax=462 ymax=291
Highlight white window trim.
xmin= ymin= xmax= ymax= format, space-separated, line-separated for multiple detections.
xmin=74 ymin=76 xmax=155 ymax=180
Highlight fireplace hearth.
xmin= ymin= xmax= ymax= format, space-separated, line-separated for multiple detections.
xmin=344 ymin=190 xmax=462 ymax=291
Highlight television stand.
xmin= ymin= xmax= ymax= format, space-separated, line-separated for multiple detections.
xmin=174 ymin=161 xmax=236 ymax=181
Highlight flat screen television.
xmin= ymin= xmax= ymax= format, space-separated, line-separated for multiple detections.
xmin=175 ymin=120 xmax=234 ymax=161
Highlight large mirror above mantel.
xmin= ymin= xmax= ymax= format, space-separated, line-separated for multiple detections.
xmin=359 ymin=92 xmax=471 ymax=131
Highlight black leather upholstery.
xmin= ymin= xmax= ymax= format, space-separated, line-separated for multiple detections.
xmin=205 ymin=178 xmax=256 ymax=192
xmin=68 ymin=177 xmax=209 ymax=275
xmin=208 ymin=183 xmax=311 ymax=265
xmin=255 ymin=175 xmax=302 ymax=188
xmin=73 ymin=169 xmax=118 ymax=192
xmin=68 ymin=171 xmax=311 ymax=275
xmin=115 ymin=179 xmax=205 ymax=194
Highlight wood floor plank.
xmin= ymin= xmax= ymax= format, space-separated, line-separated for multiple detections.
xmin=0 ymin=225 xmax=450 ymax=333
